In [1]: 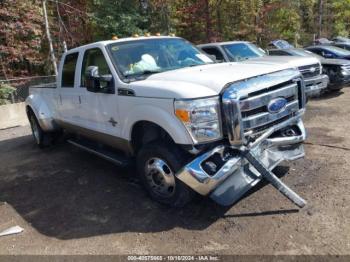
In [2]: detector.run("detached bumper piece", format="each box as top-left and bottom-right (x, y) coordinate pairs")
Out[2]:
(304, 74), (329, 97)
(176, 119), (307, 207)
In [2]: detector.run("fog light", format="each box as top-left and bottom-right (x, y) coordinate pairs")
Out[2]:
(282, 128), (298, 137)
(204, 161), (217, 173)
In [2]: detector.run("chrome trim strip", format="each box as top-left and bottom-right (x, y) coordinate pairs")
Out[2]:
(56, 120), (134, 155)
(222, 92), (245, 146)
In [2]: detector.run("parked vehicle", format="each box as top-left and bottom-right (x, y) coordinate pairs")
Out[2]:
(268, 40), (294, 50)
(333, 42), (350, 52)
(332, 36), (350, 43)
(268, 48), (350, 91)
(305, 45), (350, 60)
(314, 38), (334, 45)
(198, 41), (329, 97)
(26, 36), (307, 208)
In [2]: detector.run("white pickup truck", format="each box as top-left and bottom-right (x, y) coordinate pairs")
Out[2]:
(26, 36), (307, 208)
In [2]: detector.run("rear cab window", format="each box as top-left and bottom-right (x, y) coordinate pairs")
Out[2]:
(61, 52), (79, 88)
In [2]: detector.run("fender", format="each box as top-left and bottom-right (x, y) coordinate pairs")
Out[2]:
(122, 104), (193, 145)
(25, 93), (57, 132)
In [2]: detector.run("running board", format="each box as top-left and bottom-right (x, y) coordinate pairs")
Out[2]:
(67, 139), (131, 168)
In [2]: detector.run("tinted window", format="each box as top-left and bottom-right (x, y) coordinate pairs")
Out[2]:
(62, 53), (78, 87)
(81, 48), (111, 87)
(308, 48), (322, 56)
(269, 50), (290, 56)
(202, 47), (225, 61)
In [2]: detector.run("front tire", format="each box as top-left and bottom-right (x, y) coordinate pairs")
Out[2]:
(28, 112), (52, 148)
(136, 143), (194, 207)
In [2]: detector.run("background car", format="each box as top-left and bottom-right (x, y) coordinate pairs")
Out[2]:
(305, 45), (350, 60)
(314, 38), (334, 45)
(269, 48), (350, 91)
(333, 42), (350, 52)
(332, 36), (350, 43)
(198, 41), (329, 97)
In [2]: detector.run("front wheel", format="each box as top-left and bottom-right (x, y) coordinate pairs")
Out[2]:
(136, 143), (194, 207)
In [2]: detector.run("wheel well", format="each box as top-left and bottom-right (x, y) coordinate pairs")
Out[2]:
(26, 106), (34, 118)
(131, 121), (175, 153)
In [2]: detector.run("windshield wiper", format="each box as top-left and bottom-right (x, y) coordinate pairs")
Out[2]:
(124, 69), (162, 78)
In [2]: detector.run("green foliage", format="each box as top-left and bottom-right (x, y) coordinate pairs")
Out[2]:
(0, 0), (47, 77)
(0, 83), (15, 105)
(332, 0), (350, 37)
(89, 0), (150, 40)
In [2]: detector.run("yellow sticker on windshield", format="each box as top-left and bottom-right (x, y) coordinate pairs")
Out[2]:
(111, 46), (119, 51)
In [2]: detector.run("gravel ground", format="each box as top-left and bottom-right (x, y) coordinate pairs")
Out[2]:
(0, 89), (349, 255)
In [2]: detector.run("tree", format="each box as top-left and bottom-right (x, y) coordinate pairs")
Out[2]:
(88, 0), (150, 40)
(0, 0), (49, 77)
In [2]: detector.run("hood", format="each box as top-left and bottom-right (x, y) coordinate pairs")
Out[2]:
(243, 56), (321, 68)
(128, 62), (297, 99)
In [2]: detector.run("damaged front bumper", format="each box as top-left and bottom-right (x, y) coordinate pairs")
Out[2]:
(176, 116), (306, 206)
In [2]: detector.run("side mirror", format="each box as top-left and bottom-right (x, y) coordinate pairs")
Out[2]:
(85, 66), (113, 93)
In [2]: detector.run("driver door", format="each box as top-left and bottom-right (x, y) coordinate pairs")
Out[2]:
(79, 47), (121, 139)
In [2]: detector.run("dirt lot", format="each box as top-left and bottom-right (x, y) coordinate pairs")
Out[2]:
(0, 89), (349, 256)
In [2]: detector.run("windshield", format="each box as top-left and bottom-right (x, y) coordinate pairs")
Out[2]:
(108, 38), (213, 80)
(223, 43), (266, 62)
(322, 46), (350, 56)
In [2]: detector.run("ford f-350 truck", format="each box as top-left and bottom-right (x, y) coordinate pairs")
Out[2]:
(26, 36), (307, 208)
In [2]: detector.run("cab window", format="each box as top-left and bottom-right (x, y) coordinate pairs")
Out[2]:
(269, 50), (289, 56)
(61, 52), (79, 88)
(81, 48), (111, 88)
(202, 47), (225, 62)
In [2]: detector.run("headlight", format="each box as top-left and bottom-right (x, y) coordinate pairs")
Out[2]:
(175, 97), (222, 143)
(341, 66), (350, 76)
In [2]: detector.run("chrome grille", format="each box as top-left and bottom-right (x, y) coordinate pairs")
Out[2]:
(240, 82), (300, 134)
(222, 69), (305, 146)
(342, 64), (350, 71)
(298, 64), (321, 78)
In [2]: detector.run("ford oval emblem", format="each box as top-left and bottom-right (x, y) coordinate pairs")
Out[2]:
(267, 98), (288, 113)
